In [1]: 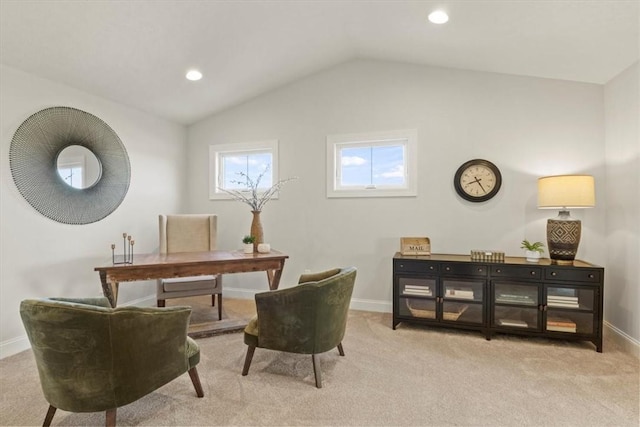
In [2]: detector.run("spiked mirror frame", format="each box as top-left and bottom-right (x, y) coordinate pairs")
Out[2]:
(9, 106), (130, 225)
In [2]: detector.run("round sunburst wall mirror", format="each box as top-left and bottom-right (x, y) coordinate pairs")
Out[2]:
(9, 106), (130, 225)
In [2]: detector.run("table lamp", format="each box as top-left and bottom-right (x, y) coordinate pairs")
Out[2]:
(538, 175), (595, 264)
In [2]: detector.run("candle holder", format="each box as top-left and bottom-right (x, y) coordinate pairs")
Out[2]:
(112, 232), (134, 264)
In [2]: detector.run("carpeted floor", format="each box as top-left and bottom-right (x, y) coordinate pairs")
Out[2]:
(1, 299), (638, 426)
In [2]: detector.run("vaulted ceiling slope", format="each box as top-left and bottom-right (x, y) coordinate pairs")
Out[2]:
(1, 1), (638, 125)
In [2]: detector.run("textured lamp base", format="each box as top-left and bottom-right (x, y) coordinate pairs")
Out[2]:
(547, 212), (581, 265)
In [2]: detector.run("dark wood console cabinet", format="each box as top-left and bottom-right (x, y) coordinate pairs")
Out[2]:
(393, 253), (604, 352)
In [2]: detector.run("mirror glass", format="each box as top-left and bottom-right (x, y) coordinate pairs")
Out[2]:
(56, 145), (102, 189)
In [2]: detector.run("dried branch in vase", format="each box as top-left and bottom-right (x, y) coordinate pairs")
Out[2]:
(218, 167), (297, 211)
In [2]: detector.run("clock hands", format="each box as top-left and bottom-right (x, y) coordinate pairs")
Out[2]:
(470, 176), (487, 193)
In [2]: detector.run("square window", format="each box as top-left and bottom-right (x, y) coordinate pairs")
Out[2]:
(209, 140), (279, 200)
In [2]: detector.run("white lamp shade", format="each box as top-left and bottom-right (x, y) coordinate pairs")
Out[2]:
(538, 175), (595, 209)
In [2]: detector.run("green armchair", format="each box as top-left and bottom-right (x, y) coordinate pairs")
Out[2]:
(242, 267), (357, 388)
(20, 297), (204, 427)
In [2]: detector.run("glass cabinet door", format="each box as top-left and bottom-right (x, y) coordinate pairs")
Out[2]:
(398, 277), (437, 320)
(492, 282), (540, 331)
(545, 286), (595, 335)
(442, 279), (484, 324)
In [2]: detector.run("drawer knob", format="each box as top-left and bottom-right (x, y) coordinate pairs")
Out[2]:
(530, 271), (536, 276)
(445, 267), (451, 271)
(478, 268), (483, 273)
(429, 266), (434, 270)
(496, 269), (501, 273)
(551, 272), (557, 276)
(588, 274), (594, 279)
(400, 264), (404, 268)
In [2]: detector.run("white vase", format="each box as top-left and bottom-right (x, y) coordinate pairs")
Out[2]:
(243, 243), (254, 254)
(525, 250), (541, 263)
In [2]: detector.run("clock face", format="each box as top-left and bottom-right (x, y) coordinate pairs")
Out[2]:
(454, 159), (502, 202)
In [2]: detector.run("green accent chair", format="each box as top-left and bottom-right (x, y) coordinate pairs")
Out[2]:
(242, 267), (357, 388)
(20, 297), (204, 427)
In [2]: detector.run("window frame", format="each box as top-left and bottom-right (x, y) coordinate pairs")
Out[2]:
(57, 155), (86, 189)
(326, 129), (418, 198)
(209, 140), (279, 200)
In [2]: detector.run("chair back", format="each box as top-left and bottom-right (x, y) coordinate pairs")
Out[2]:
(20, 297), (192, 413)
(159, 214), (217, 254)
(255, 267), (356, 354)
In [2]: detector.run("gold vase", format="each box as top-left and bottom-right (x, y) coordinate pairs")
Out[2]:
(250, 211), (264, 252)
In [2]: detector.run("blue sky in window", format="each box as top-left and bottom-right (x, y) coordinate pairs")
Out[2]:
(340, 145), (404, 186)
(222, 153), (273, 189)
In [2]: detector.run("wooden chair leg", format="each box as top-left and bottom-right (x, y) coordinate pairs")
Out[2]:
(337, 342), (345, 356)
(43, 405), (56, 427)
(157, 299), (165, 307)
(242, 344), (256, 376)
(105, 408), (116, 427)
(312, 354), (322, 388)
(188, 367), (205, 397)
(211, 294), (215, 307)
(217, 294), (222, 321)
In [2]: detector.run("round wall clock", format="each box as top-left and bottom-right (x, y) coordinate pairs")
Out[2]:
(454, 159), (502, 202)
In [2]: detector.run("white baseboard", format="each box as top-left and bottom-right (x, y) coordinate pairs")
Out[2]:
(604, 321), (640, 359)
(121, 295), (156, 307)
(3, 294), (637, 360)
(349, 297), (392, 313)
(0, 335), (30, 360)
(221, 288), (260, 299)
(221, 290), (393, 313)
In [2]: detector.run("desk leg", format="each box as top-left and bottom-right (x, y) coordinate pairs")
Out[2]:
(266, 260), (285, 290)
(99, 271), (119, 308)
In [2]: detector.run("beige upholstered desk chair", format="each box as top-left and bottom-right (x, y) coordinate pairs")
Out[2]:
(157, 214), (222, 320)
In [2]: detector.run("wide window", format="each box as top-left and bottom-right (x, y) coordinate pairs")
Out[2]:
(326, 129), (417, 198)
(209, 140), (279, 200)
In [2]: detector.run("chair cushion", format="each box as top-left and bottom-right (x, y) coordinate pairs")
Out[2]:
(243, 316), (259, 347)
(186, 337), (200, 368)
(161, 276), (218, 292)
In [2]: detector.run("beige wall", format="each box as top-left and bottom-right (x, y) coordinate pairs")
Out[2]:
(604, 62), (640, 353)
(0, 65), (188, 357)
(186, 59), (607, 308)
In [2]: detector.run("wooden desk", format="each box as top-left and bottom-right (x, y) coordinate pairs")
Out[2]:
(94, 250), (288, 308)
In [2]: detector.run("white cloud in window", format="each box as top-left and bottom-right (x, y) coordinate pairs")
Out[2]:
(342, 156), (367, 166)
(378, 165), (404, 178)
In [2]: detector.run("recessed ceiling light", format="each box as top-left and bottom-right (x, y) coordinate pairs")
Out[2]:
(428, 10), (449, 24)
(186, 69), (203, 81)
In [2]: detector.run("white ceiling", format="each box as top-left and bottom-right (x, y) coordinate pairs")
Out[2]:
(1, 1), (638, 125)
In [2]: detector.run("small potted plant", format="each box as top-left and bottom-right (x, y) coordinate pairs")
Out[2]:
(521, 239), (544, 263)
(242, 235), (255, 254)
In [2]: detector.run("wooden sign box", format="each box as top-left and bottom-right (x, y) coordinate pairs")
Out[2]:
(400, 237), (431, 256)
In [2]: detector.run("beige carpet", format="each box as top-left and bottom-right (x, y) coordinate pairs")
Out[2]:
(1, 299), (638, 426)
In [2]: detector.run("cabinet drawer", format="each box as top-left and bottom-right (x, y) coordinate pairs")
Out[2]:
(394, 260), (438, 274)
(491, 265), (542, 280)
(545, 268), (601, 283)
(441, 262), (487, 277)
